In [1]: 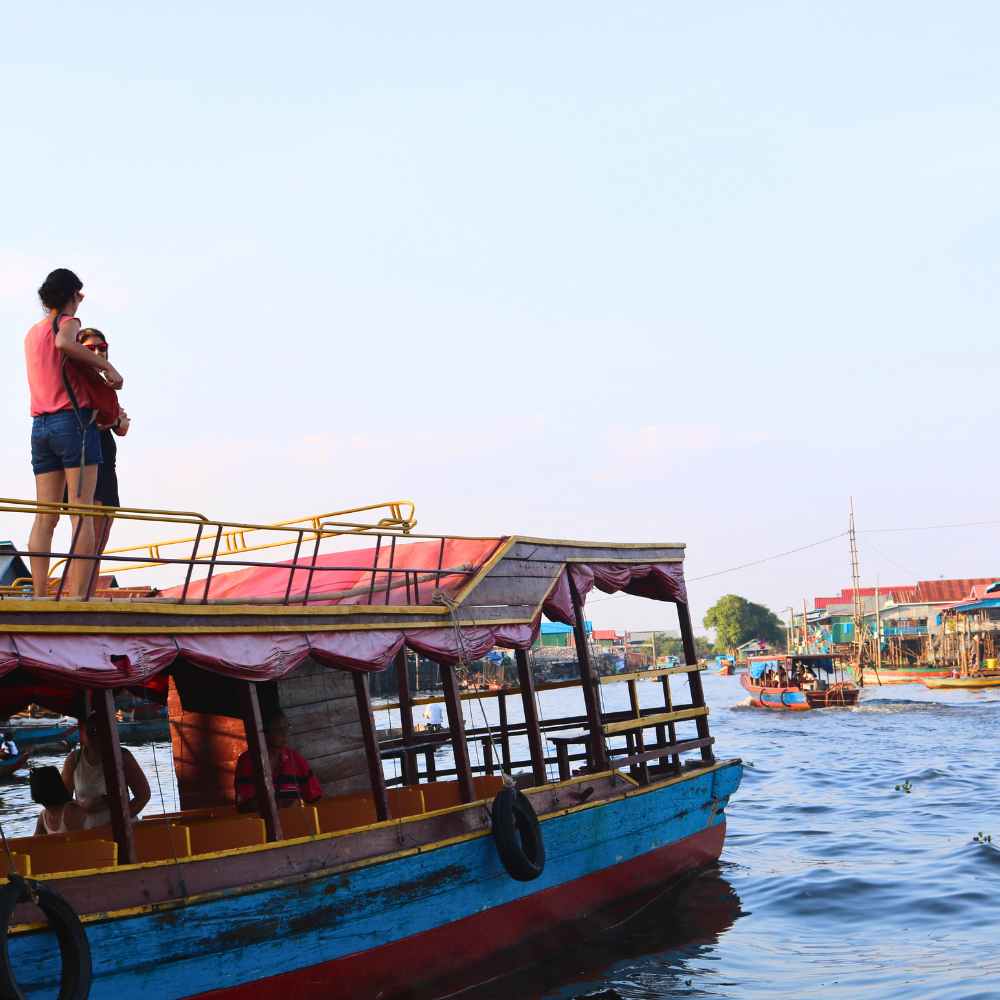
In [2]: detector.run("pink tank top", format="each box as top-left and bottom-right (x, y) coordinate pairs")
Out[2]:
(24, 314), (93, 416)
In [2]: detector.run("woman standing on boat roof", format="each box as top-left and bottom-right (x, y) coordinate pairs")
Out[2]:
(61, 712), (150, 828)
(24, 269), (124, 597)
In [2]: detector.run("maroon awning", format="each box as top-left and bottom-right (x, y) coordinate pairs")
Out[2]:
(0, 559), (686, 716)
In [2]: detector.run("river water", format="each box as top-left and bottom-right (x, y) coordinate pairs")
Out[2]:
(4, 674), (999, 999)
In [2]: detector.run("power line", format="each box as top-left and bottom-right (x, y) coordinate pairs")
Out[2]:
(861, 518), (1000, 534)
(863, 539), (920, 582)
(588, 516), (1000, 606)
(687, 531), (848, 583)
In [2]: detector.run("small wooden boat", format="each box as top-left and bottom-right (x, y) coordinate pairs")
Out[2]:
(741, 654), (859, 710)
(0, 750), (30, 780)
(922, 672), (1000, 690)
(856, 665), (953, 686)
(0, 717), (78, 747)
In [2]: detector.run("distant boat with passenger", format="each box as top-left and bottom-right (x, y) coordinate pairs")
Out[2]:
(741, 654), (860, 710)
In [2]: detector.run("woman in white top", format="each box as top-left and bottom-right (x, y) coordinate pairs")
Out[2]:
(31, 765), (86, 835)
(61, 712), (151, 828)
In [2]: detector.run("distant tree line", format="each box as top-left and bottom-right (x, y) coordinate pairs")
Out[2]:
(702, 594), (784, 654)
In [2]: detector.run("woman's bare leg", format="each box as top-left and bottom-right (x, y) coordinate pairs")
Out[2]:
(28, 470), (67, 595)
(63, 464), (99, 597)
(94, 502), (114, 558)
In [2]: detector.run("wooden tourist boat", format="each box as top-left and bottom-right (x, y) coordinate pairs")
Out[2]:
(741, 654), (859, 710)
(922, 672), (1000, 690)
(0, 498), (742, 999)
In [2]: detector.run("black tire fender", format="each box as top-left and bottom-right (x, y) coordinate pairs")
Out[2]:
(0, 873), (92, 1000)
(491, 786), (545, 882)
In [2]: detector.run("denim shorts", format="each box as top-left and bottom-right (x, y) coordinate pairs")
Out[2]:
(30, 409), (103, 476)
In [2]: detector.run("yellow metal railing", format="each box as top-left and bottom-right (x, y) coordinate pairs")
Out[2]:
(0, 497), (425, 601)
(47, 500), (417, 577)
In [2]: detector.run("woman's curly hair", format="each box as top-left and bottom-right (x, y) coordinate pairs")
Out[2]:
(38, 268), (83, 311)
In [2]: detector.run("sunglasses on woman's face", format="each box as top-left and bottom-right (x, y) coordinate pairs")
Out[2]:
(83, 342), (108, 353)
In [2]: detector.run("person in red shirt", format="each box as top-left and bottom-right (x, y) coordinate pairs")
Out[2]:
(24, 269), (124, 597)
(235, 711), (322, 810)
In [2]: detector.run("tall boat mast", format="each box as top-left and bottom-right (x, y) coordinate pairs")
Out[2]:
(848, 498), (877, 685)
(849, 498), (866, 684)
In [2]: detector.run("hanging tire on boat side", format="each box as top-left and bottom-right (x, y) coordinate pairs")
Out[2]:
(0, 874), (92, 1000)
(491, 787), (545, 882)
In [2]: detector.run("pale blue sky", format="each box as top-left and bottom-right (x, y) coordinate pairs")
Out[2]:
(2, 3), (998, 630)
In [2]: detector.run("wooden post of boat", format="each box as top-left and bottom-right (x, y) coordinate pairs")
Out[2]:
(238, 681), (283, 842)
(497, 689), (512, 772)
(353, 672), (390, 821)
(92, 688), (136, 864)
(627, 678), (649, 783)
(569, 576), (609, 772)
(394, 649), (418, 785)
(515, 648), (547, 786)
(440, 662), (475, 803)
(659, 671), (680, 771)
(677, 601), (714, 763)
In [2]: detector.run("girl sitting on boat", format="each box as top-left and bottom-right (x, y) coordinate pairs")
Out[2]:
(31, 765), (86, 835)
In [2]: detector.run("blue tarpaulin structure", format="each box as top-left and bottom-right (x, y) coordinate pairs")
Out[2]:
(540, 621), (592, 635)
(749, 656), (835, 679)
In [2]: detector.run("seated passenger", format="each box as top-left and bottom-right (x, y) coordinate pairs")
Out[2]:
(31, 765), (86, 835)
(235, 710), (322, 811)
(0, 732), (19, 759)
(61, 712), (151, 828)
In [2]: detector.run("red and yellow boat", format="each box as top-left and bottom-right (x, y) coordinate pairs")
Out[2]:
(741, 654), (859, 710)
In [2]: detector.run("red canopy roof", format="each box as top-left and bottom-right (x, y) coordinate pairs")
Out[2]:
(163, 537), (503, 605)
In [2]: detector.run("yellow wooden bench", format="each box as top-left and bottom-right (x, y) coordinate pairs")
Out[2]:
(473, 775), (504, 800)
(133, 822), (193, 863)
(387, 786), (424, 818)
(277, 805), (320, 839)
(186, 816), (265, 856)
(28, 839), (118, 876)
(315, 794), (377, 833)
(420, 781), (463, 812)
(1, 854), (31, 877)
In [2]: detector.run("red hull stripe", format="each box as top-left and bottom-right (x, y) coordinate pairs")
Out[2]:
(199, 822), (725, 1000)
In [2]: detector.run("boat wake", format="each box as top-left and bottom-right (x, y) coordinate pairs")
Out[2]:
(854, 698), (1000, 715)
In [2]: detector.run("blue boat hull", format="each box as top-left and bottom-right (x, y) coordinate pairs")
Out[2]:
(12, 761), (742, 999)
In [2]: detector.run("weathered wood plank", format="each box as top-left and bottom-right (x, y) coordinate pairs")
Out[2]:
(281, 699), (359, 734)
(609, 737), (715, 770)
(603, 706), (708, 736)
(599, 665), (703, 684)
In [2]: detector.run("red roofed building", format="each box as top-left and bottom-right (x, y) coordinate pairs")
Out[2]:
(591, 629), (624, 651)
(813, 579), (1000, 611)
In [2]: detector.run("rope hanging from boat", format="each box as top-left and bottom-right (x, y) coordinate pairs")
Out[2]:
(432, 589), (507, 781)
(528, 647), (557, 783)
(148, 736), (189, 901)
